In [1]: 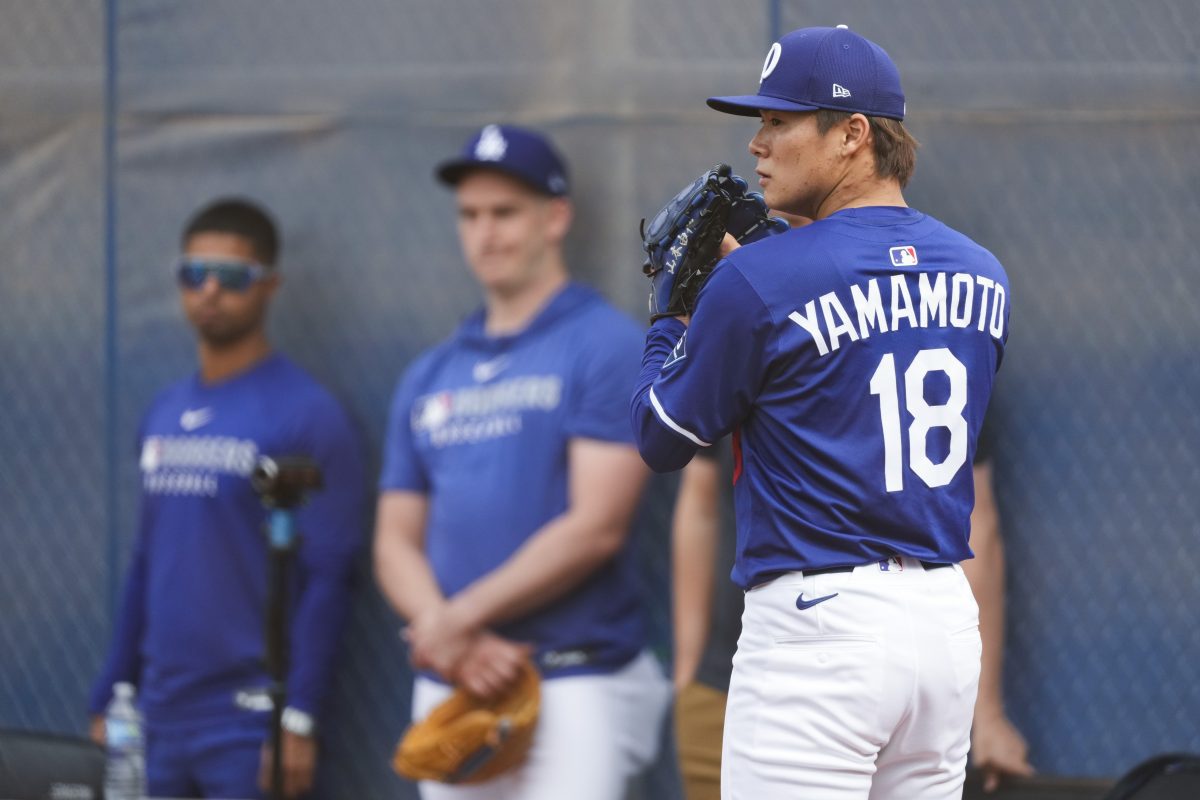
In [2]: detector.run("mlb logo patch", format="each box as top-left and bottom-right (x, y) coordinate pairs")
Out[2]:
(413, 392), (453, 432)
(879, 556), (904, 572)
(889, 246), (918, 267)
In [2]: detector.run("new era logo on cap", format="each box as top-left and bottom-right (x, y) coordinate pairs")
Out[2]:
(708, 25), (906, 121)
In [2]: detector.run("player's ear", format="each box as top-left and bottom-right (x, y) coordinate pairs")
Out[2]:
(842, 113), (872, 156)
(545, 196), (573, 242)
(260, 270), (282, 300)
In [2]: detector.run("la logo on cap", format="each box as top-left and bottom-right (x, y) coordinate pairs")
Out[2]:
(474, 125), (507, 161)
(760, 42), (782, 83)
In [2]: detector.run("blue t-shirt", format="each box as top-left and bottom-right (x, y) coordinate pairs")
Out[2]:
(380, 282), (647, 676)
(89, 353), (366, 727)
(632, 207), (1010, 588)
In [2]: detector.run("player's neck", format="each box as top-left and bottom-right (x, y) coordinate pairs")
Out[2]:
(196, 330), (273, 385)
(816, 171), (907, 220)
(483, 265), (568, 337)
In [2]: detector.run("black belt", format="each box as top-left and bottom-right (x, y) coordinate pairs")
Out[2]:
(805, 560), (953, 577)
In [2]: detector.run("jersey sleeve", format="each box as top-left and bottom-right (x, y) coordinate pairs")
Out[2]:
(631, 263), (774, 472)
(379, 362), (431, 493)
(287, 395), (367, 720)
(89, 421), (154, 714)
(564, 315), (643, 444)
(89, 504), (151, 714)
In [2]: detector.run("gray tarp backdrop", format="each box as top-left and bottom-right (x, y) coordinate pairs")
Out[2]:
(1, 1), (1197, 796)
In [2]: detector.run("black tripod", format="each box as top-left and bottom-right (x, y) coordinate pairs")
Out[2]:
(251, 456), (322, 800)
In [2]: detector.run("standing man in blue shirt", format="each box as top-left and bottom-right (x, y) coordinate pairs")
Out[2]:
(89, 198), (366, 798)
(374, 124), (670, 800)
(633, 26), (1010, 800)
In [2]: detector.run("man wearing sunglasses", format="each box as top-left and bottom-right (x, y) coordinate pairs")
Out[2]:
(88, 198), (365, 798)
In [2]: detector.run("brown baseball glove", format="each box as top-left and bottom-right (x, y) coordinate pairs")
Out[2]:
(393, 658), (541, 785)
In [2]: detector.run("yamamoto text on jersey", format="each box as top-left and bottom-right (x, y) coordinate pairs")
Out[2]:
(788, 271), (1007, 356)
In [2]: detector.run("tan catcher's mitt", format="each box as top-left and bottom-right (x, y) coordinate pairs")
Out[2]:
(393, 658), (541, 785)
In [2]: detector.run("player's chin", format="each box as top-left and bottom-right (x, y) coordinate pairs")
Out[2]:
(758, 179), (780, 206)
(474, 271), (519, 295)
(469, 258), (516, 286)
(187, 312), (224, 337)
(195, 318), (257, 348)
(475, 263), (535, 295)
(761, 187), (803, 219)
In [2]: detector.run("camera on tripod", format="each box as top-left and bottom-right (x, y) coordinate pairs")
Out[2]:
(250, 456), (323, 509)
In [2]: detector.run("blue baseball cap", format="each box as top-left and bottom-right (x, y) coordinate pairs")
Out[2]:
(435, 124), (570, 197)
(708, 26), (905, 120)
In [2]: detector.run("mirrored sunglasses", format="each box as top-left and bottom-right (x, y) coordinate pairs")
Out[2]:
(176, 258), (268, 292)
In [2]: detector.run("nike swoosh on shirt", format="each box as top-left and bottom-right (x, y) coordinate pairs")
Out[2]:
(472, 356), (511, 383)
(179, 407), (214, 431)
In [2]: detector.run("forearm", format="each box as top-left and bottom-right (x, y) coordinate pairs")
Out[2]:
(452, 439), (648, 629)
(89, 546), (148, 714)
(286, 563), (356, 717)
(630, 318), (699, 473)
(962, 462), (1008, 718)
(966, 529), (1007, 717)
(448, 508), (629, 630)
(673, 592), (710, 687)
(672, 459), (720, 686)
(374, 529), (446, 623)
(672, 554), (714, 687)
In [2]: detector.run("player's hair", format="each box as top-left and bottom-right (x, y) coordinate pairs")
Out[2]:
(182, 197), (280, 267)
(816, 110), (919, 188)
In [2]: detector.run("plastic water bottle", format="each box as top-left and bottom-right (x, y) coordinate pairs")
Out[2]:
(103, 682), (146, 800)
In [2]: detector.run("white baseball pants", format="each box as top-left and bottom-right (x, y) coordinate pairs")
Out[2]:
(722, 557), (981, 800)
(412, 649), (671, 800)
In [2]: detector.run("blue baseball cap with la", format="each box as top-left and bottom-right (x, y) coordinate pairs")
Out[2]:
(436, 124), (570, 197)
(708, 25), (905, 120)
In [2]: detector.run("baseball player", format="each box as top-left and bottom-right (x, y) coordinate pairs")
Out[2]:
(374, 124), (670, 800)
(672, 430), (1034, 799)
(89, 198), (366, 798)
(632, 26), (1010, 800)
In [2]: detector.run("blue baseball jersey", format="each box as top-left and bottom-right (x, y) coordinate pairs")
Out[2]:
(380, 282), (647, 676)
(89, 353), (366, 726)
(632, 206), (1009, 589)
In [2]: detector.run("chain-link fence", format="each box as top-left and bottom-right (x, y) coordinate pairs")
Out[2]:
(1, 0), (1197, 794)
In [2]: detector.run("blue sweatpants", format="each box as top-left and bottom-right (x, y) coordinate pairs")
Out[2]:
(147, 713), (270, 799)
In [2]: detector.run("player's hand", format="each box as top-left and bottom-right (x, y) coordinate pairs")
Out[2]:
(405, 602), (479, 679)
(669, 230), (738, 325)
(88, 715), (105, 746)
(453, 632), (534, 700)
(672, 668), (696, 693)
(971, 710), (1034, 792)
(718, 232), (740, 259)
(259, 730), (318, 798)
